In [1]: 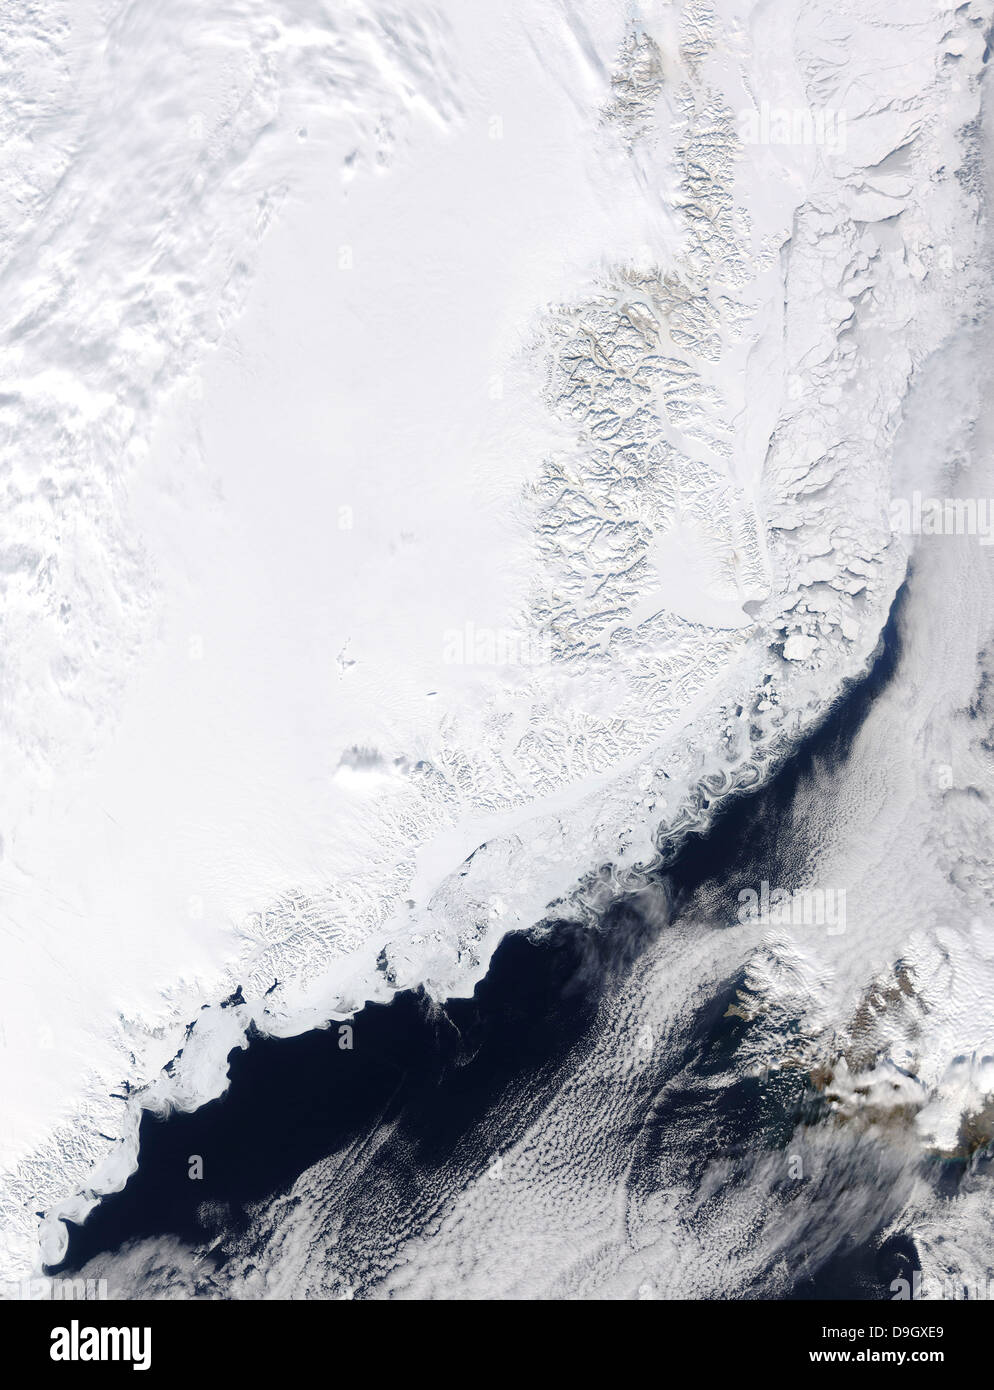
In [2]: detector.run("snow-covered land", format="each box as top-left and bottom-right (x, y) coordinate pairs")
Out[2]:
(1, 0), (992, 1286)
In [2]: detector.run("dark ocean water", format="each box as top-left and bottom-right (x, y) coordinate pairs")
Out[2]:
(50, 584), (923, 1298)
(53, 911), (656, 1272)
